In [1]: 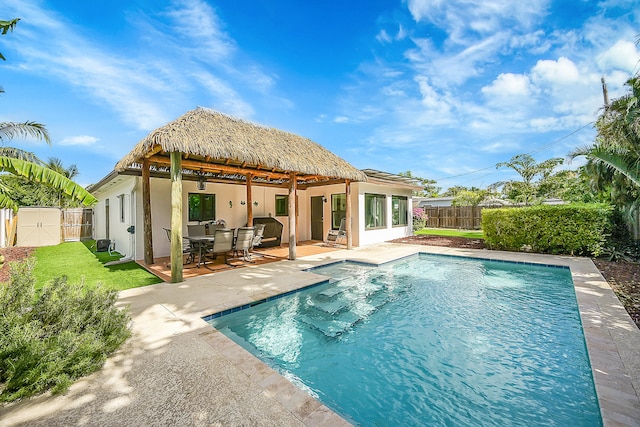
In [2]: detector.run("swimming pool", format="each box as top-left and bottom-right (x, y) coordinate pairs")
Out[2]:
(206, 254), (601, 426)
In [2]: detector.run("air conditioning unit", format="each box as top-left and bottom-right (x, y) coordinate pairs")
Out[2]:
(96, 239), (111, 252)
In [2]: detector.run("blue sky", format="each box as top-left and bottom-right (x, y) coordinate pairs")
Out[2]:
(1, 0), (639, 191)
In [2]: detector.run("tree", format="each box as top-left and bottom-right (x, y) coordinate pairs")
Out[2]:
(398, 170), (441, 197)
(569, 73), (640, 237)
(452, 189), (492, 206)
(0, 18), (96, 211)
(494, 154), (564, 205)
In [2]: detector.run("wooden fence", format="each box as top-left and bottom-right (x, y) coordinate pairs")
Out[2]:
(423, 206), (483, 230)
(62, 208), (94, 242)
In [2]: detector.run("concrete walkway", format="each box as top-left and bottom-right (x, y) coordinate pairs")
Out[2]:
(1, 244), (639, 426)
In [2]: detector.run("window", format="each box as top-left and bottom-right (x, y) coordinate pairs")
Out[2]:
(365, 193), (386, 229)
(392, 196), (408, 226)
(275, 195), (288, 216)
(188, 193), (215, 222)
(118, 194), (125, 223)
(331, 194), (346, 230)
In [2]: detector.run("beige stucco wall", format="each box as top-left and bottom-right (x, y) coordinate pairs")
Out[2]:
(92, 174), (415, 261)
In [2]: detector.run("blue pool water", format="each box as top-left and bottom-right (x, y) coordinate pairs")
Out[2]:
(206, 254), (601, 426)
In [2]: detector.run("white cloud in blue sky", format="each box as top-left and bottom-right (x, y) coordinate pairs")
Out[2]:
(0, 0), (638, 189)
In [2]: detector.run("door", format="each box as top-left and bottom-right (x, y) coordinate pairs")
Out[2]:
(311, 196), (324, 240)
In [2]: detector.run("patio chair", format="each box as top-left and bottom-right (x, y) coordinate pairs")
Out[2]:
(187, 224), (206, 236)
(252, 223), (266, 248)
(206, 223), (224, 235)
(326, 217), (347, 247)
(206, 228), (235, 265)
(233, 226), (255, 262)
(163, 227), (197, 264)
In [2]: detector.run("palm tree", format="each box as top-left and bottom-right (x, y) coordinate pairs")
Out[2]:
(0, 18), (97, 211)
(570, 72), (640, 237)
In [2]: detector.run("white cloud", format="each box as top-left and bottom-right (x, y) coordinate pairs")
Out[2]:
(164, 0), (236, 59)
(531, 57), (580, 85)
(193, 72), (254, 118)
(597, 40), (640, 74)
(376, 29), (392, 44)
(482, 73), (532, 99)
(407, 33), (510, 87)
(59, 135), (100, 146)
(4, 0), (282, 132)
(406, 0), (549, 39)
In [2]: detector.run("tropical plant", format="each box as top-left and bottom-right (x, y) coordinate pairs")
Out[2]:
(494, 154), (564, 205)
(398, 170), (441, 197)
(0, 18), (97, 211)
(0, 259), (131, 402)
(569, 73), (640, 237)
(452, 189), (493, 206)
(412, 207), (428, 231)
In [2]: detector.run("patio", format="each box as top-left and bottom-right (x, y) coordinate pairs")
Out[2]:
(139, 241), (342, 282)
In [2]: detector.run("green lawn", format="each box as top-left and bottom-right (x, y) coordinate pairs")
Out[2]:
(32, 240), (163, 291)
(415, 228), (484, 239)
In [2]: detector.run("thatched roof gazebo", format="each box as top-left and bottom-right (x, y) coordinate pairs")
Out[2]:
(116, 107), (366, 282)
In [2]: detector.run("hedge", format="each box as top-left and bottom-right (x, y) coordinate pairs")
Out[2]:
(481, 203), (613, 256)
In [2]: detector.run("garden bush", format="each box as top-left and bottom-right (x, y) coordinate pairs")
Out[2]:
(413, 207), (428, 232)
(481, 203), (613, 256)
(0, 260), (131, 402)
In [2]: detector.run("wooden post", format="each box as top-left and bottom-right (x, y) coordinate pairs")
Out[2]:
(345, 179), (352, 249)
(288, 172), (296, 260)
(170, 152), (183, 283)
(142, 158), (153, 264)
(246, 173), (253, 226)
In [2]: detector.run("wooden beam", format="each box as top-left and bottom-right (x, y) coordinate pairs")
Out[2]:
(246, 173), (253, 226)
(170, 152), (183, 283)
(345, 179), (352, 249)
(288, 172), (297, 260)
(142, 158), (154, 264)
(144, 144), (163, 158)
(148, 155), (292, 181)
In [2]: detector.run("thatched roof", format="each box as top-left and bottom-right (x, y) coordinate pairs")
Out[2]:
(115, 107), (367, 183)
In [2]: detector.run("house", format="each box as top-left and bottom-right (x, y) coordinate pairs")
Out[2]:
(414, 196), (456, 208)
(89, 108), (420, 282)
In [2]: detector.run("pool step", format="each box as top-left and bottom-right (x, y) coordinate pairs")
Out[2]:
(300, 280), (407, 338)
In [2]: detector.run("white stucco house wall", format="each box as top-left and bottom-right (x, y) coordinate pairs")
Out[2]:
(88, 168), (419, 261)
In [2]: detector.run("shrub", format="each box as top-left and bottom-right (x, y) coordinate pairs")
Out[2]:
(413, 207), (428, 232)
(481, 203), (613, 256)
(0, 260), (131, 402)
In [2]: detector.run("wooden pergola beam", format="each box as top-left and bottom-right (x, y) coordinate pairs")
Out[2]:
(147, 154), (335, 185)
(288, 172), (297, 260)
(142, 158), (153, 264)
(246, 173), (253, 226)
(148, 155), (292, 181)
(170, 152), (183, 283)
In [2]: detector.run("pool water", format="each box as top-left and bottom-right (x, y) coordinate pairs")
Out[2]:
(207, 254), (601, 426)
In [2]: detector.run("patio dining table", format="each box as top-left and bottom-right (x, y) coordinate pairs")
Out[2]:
(186, 235), (216, 269)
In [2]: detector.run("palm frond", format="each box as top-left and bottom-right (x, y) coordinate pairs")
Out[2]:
(0, 121), (51, 145)
(0, 19), (20, 35)
(0, 147), (44, 164)
(588, 147), (640, 188)
(0, 157), (97, 206)
(0, 191), (18, 211)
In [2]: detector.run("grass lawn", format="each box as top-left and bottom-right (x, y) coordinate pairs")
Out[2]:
(415, 228), (485, 239)
(33, 240), (163, 291)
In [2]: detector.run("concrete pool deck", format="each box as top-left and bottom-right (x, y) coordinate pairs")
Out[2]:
(1, 243), (639, 426)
